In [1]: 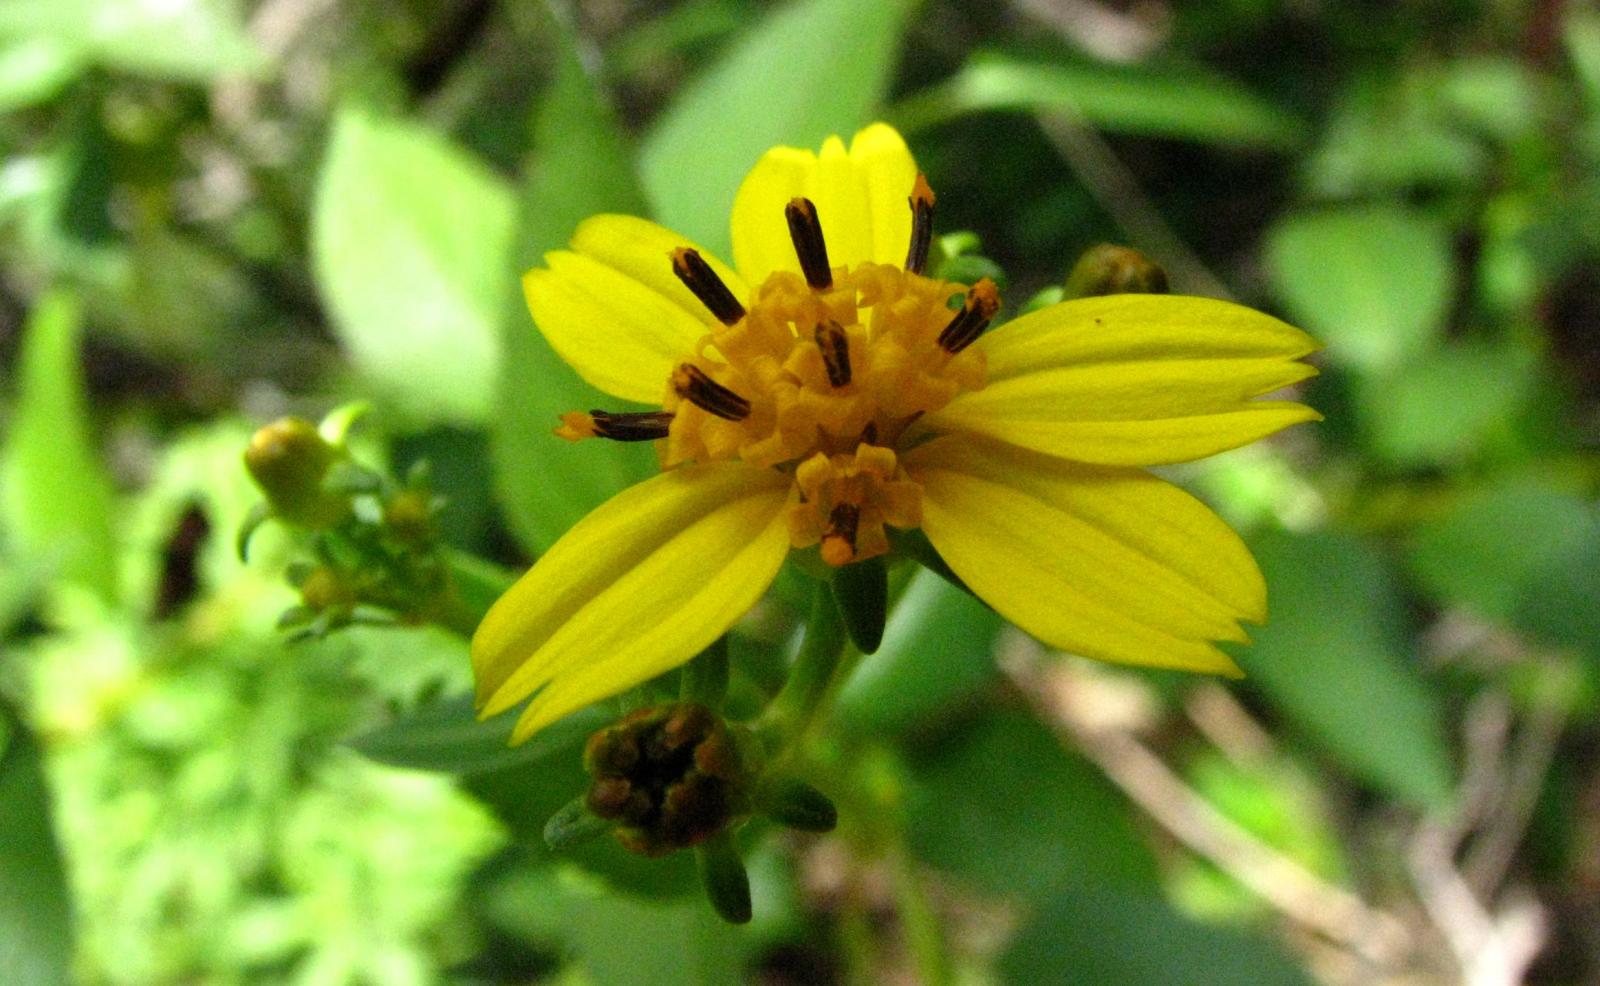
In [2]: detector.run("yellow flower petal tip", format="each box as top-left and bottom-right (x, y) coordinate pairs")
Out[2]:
(482, 123), (1318, 742)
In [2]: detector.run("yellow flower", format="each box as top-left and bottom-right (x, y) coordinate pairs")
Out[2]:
(474, 124), (1319, 743)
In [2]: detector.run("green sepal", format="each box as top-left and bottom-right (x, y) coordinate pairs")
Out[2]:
(831, 555), (887, 654)
(696, 831), (752, 924)
(235, 501), (271, 561)
(755, 778), (837, 833)
(544, 796), (612, 851)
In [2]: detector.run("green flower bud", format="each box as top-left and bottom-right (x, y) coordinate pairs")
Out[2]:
(583, 703), (752, 857)
(383, 490), (436, 544)
(243, 417), (348, 528)
(1063, 244), (1169, 299)
(298, 565), (356, 612)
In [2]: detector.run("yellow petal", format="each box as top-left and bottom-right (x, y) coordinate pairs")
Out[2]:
(524, 215), (746, 403)
(905, 436), (1265, 675)
(729, 123), (918, 285)
(922, 294), (1321, 466)
(472, 463), (791, 742)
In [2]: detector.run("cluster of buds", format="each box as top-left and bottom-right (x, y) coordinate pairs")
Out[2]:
(240, 411), (461, 640)
(543, 696), (837, 924)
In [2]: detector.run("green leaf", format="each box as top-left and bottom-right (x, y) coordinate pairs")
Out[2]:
(0, 0), (262, 83)
(565, 892), (742, 986)
(347, 693), (609, 776)
(1001, 886), (1314, 986)
(904, 710), (1159, 901)
(1265, 205), (1455, 373)
(1409, 483), (1600, 664)
(311, 106), (516, 424)
(892, 52), (1303, 150)
(492, 20), (657, 554)
(1355, 340), (1536, 468)
(639, 0), (916, 253)
(833, 569), (1002, 737)
(0, 38), (82, 112)
(0, 710), (73, 986)
(1238, 531), (1453, 808)
(0, 288), (117, 601)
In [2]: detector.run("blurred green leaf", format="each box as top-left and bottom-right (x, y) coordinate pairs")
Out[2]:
(1265, 205), (1454, 373)
(494, 21), (657, 554)
(1565, 7), (1600, 110)
(893, 53), (1303, 150)
(0, 38), (82, 112)
(0, 288), (117, 601)
(639, 0), (916, 253)
(904, 709), (1159, 901)
(1239, 531), (1454, 808)
(1355, 340), (1536, 468)
(0, 0), (262, 83)
(348, 694), (608, 775)
(0, 710), (73, 986)
(565, 892), (742, 986)
(312, 106), (516, 424)
(1303, 77), (1488, 196)
(834, 569), (1002, 737)
(1436, 57), (1540, 142)
(1409, 483), (1599, 625)
(1000, 885), (1314, 986)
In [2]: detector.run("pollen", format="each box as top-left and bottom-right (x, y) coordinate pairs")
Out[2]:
(557, 174), (996, 566)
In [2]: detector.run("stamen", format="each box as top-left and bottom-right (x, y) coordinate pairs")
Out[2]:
(671, 247), (745, 326)
(556, 410), (675, 442)
(785, 197), (832, 289)
(672, 364), (752, 421)
(905, 173), (936, 275)
(814, 320), (851, 387)
(937, 278), (1002, 353)
(821, 503), (860, 567)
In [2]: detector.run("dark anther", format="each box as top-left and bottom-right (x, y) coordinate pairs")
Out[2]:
(671, 247), (746, 325)
(814, 320), (852, 387)
(591, 410), (675, 441)
(785, 197), (833, 289)
(905, 173), (936, 275)
(937, 279), (1002, 353)
(673, 365), (752, 421)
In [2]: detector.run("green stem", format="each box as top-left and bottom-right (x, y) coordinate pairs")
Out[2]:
(759, 582), (848, 751)
(681, 636), (730, 707)
(889, 845), (950, 986)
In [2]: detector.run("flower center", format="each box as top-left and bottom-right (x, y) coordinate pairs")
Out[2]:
(557, 175), (999, 565)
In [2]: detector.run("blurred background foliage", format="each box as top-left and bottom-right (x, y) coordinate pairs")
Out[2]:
(2, 0), (1600, 983)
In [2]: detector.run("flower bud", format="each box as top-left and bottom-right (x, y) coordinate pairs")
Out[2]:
(1063, 244), (1169, 299)
(243, 417), (348, 528)
(383, 490), (436, 544)
(582, 703), (752, 857)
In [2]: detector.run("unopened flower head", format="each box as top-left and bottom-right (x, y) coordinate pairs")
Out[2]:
(473, 124), (1319, 743)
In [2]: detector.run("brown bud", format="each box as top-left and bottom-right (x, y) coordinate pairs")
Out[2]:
(581, 702), (752, 857)
(1063, 244), (1170, 299)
